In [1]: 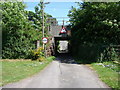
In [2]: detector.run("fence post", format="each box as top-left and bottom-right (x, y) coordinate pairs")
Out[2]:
(37, 40), (40, 49)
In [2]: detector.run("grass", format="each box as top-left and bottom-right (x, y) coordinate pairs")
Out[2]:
(91, 62), (119, 89)
(0, 56), (54, 86)
(75, 58), (119, 89)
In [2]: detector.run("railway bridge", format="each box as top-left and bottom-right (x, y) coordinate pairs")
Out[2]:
(47, 25), (71, 56)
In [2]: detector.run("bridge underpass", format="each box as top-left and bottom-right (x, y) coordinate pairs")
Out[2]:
(46, 16), (72, 56)
(54, 36), (71, 56)
(48, 23), (71, 56)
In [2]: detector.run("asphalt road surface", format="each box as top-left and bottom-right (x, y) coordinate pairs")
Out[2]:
(3, 54), (110, 88)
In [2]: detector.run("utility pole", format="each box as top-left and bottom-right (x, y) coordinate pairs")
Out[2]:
(41, 0), (44, 47)
(42, 1), (44, 38)
(63, 19), (64, 26)
(41, 0), (49, 57)
(42, 0), (50, 44)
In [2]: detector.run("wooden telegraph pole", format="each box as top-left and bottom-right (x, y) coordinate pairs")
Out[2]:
(63, 19), (64, 26)
(42, 0), (49, 57)
(42, 0), (44, 49)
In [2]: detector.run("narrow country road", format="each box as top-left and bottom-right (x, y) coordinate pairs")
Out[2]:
(3, 54), (110, 88)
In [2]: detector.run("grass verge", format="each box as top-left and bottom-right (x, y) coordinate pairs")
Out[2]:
(75, 58), (119, 89)
(91, 62), (119, 89)
(0, 56), (55, 86)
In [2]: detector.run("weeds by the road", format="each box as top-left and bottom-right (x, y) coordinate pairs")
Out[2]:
(91, 62), (119, 89)
(0, 56), (54, 86)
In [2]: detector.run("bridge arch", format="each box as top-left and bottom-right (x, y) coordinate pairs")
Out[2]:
(53, 36), (71, 56)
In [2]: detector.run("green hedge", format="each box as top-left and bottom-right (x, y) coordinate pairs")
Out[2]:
(72, 44), (119, 63)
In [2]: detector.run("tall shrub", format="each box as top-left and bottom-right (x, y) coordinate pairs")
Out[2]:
(68, 2), (120, 62)
(2, 1), (40, 59)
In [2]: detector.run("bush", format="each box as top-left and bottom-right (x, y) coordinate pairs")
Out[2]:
(98, 47), (120, 63)
(72, 44), (103, 63)
(30, 47), (44, 60)
(37, 57), (46, 62)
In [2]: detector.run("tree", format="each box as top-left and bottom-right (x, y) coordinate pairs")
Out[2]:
(2, 0), (56, 59)
(68, 2), (120, 45)
(68, 2), (120, 62)
(2, 1), (40, 59)
(27, 1), (53, 36)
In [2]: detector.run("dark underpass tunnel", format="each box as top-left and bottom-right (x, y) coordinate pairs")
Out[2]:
(57, 40), (69, 53)
(54, 37), (72, 56)
(55, 40), (71, 55)
(54, 40), (76, 64)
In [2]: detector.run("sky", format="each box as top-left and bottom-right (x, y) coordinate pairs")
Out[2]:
(24, 2), (80, 25)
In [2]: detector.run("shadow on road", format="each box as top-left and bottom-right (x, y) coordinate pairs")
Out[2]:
(55, 53), (77, 64)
